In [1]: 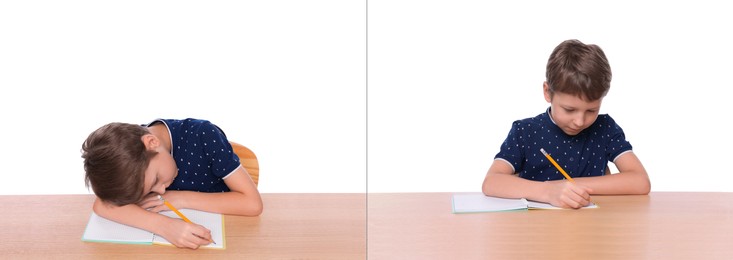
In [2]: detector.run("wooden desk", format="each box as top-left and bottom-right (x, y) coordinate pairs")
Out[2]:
(368, 192), (733, 259)
(1, 193), (366, 259)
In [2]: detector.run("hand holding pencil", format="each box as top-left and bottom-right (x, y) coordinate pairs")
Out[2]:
(540, 148), (593, 209)
(159, 195), (216, 245)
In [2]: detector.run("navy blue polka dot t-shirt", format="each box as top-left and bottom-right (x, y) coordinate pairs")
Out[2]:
(494, 108), (633, 181)
(146, 118), (240, 192)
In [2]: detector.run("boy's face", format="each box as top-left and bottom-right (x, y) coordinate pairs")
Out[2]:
(141, 140), (178, 197)
(544, 83), (602, 136)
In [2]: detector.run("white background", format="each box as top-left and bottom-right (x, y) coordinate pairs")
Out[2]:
(368, 1), (733, 192)
(0, 1), (366, 195)
(2, 1), (732, 195)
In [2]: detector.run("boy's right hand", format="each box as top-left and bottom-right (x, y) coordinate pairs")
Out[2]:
(545, 180), (593, 209)
(158, 218), (213, 249)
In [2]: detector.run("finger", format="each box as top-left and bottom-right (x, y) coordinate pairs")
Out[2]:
(137, 195), (160, 206)
(138, 200), (152, 208)
(571, 191), (591, 207)
(557, 192), (576, 208)
(562, 190), (586, 208)
(562, 195), (582, 209)
(183, 240), (201, 250)
(584, 187), (594, 198)
(176, 232), (204, 249)
(555, 200), (569, 209)
(171, 238), (190, 249)
(140, 199), (164, 210)
(573, 185), (593, 204)
(148, 204), (167, 213)
(141, 193), (159, 202)
(192, 227), (213, 244)
(558, 199), (576, 209)
(568, 184), (591, 198)
(569, 187), (589, 202)
(190, 232), (211, 246)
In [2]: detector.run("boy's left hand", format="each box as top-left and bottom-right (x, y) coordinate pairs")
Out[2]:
(137, 193), (165, 212)
(137, 192), (184, 212)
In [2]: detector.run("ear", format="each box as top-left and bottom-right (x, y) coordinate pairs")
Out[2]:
(543, 82), (552, 103)
(141, 134), (159, 151)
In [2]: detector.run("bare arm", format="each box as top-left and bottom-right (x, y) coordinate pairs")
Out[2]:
(573, 151), (651, 195)
(92, 198), (213, 249)
(482, 160), (547, 201)
(482, 159), (592, 208)
(145, 166), (263, 216)
(482, 151), (649, 208)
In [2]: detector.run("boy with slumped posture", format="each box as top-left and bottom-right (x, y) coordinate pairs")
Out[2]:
(83, 118), (262, 249)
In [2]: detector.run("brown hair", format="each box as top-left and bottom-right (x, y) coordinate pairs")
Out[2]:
(82, 123), (157, 206)
(546, 39), (612, 101)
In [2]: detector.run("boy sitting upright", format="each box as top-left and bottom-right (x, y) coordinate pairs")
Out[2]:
(482, 40), (651, 208)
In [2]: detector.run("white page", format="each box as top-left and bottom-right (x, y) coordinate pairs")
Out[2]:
(82, 209), (225, 249)
(527, 200), (598, 210)
(152, 209), (225, 249)
(82, 212), (154, 244)
(452, 193), (529, 213)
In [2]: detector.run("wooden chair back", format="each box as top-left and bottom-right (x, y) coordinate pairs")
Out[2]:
(230, 142), (259, 187)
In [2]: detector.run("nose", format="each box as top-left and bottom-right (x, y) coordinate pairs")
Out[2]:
(572, 115), (584, 128)
(152, 184), (166, 195)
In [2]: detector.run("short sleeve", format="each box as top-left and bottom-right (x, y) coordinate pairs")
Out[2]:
(494, 121), (525, 172)
(199, 121), (241, 179)
(603, 116), (633, 162)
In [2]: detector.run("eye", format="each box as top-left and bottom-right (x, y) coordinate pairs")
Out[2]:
(149, 177), (158, 192)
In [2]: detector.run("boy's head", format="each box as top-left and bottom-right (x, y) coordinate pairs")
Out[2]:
(545, 39), (611, 102)
(82, 123), (157, 206)
(544, 39), (612, 136)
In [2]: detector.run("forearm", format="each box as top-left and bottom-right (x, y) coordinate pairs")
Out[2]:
(93, 198), (171, 234)
(482, 173), (550, 202)
(169, 190), (263, 216)
(574, 172), (651, 195)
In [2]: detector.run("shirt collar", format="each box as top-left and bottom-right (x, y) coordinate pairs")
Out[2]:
(546, 107), (559, 126)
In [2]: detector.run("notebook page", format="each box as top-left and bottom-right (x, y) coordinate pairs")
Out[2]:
(527, 200), (599, 210)
(452, 193), (529, 213)
(82, 212), (154, 244)
(152, 209), (225, 249)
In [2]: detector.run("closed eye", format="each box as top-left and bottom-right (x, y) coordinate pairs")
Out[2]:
(146, 176), (158, 195)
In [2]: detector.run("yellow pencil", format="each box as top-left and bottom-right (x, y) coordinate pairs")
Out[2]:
(163, 199), (193, 222)
(160, 196), (216, 245)
(539, 148), (575, 182)
(540, 148), (595, 206)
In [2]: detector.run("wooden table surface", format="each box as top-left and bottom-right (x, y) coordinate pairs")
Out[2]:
(367, 192), (733, 260)
(4, 192), (732, 259)
(1, 193), (366, 259)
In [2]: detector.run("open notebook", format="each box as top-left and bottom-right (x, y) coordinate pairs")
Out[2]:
(82, 209), (225, 249)
(452, 193), (598, 213)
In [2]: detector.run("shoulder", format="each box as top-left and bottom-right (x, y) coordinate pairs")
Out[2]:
(147, 118), (222, 137)
(595, 114), (613, 123)
(145, 118), (186, 130)
(509, 112), (551, 131)
(593, 114), (625, 132)
(160, 118), (217, 132)
(179, 118), (213, 127)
